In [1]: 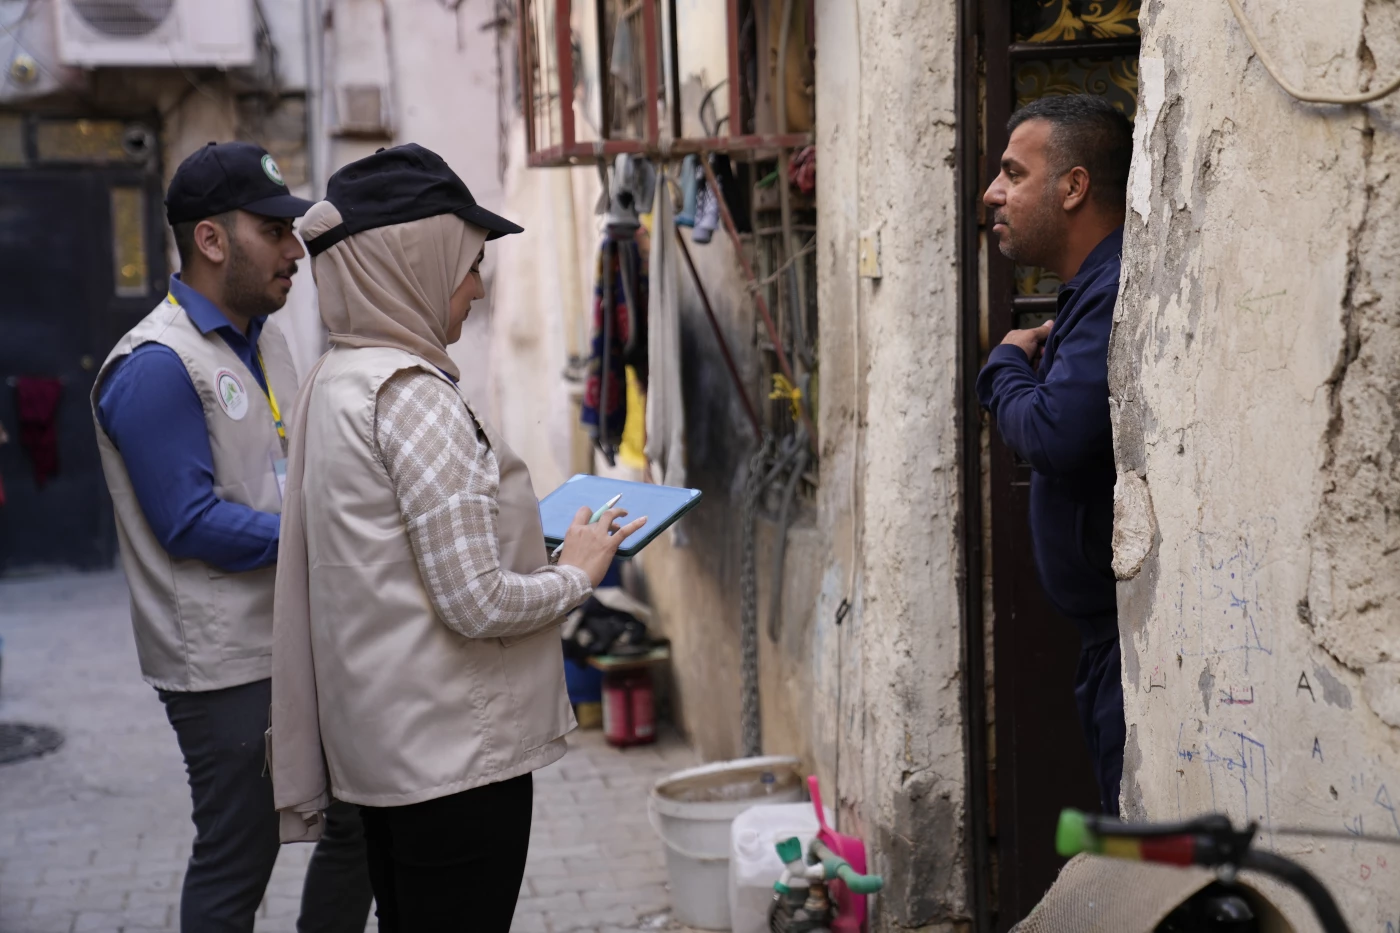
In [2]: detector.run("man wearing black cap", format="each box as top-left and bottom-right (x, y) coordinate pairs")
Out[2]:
(91, 142), (372, 932)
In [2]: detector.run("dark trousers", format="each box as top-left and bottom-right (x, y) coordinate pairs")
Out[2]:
(1073, 636), (1127, 817)
(360, 773), (534, 932)
(159, 679), (374, 933)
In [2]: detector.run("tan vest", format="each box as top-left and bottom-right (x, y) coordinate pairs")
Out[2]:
(301, 346), (574, 807)
(92, 297), (299, 692)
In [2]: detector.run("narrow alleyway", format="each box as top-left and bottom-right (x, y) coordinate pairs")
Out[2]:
(0, 572), (694, 933)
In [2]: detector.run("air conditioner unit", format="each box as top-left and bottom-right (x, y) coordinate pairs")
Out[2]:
(55, 0), (255, 69)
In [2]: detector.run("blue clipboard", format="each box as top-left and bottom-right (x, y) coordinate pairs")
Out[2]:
(539, 475), (703, 559)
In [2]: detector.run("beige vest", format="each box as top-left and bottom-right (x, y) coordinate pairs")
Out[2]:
(93, 297), (299, 692)
(301, 346), (574, 807)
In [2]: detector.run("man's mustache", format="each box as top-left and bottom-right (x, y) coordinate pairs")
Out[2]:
(276, 263), (299, 279)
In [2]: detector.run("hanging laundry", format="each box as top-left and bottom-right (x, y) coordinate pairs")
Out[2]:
(789, 145), (816, 195)
(645, 176), (687, 491)
(692, 173), (719, 245)
(675, 154), (700, 228)
(582, 234), (648, 464)
(618, 366), (648, 471)
(613, 155), (656, 223)
(14, 376), (62, 488)
(609, 14), (635, 102)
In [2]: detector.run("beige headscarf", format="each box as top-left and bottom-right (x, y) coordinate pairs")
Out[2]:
(269, 202), (489, 841)
(310, 202), (487, 381)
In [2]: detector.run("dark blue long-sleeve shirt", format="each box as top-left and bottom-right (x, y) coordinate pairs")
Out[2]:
(977, 227), (1123, 641)
(96, 275), (280, 573)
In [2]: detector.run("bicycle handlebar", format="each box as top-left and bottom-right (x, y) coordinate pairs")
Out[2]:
(1056, 809), (1352, 933)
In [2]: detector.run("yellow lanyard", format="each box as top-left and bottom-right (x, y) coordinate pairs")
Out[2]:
(256, 350), (287, 452)
(166, 293), (287, 453)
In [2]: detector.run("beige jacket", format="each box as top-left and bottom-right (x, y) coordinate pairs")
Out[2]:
(277, 346), (575, 818)
(92, 297), (298, 692)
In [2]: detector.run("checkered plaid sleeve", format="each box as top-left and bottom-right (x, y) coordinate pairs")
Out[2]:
(374, 370), (592, 640)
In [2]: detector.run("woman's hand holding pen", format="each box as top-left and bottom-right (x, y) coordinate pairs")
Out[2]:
(557, 506), (647, 587)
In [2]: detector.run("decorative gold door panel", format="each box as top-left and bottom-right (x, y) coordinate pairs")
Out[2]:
(1014, 0), (1141, 42)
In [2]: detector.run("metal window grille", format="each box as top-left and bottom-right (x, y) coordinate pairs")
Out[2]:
(516, 0), (812, 166)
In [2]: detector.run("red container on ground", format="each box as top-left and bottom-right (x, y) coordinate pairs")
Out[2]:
(602, 669), (655, 747)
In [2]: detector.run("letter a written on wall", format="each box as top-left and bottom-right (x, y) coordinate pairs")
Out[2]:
(516, 0), (812, 166)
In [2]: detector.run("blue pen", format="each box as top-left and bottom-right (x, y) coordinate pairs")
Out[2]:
(551, 494), (623, 559)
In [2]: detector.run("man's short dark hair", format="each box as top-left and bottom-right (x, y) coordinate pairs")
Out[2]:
(171, 211), (233, 269)
(1007, 94), (1133, 208)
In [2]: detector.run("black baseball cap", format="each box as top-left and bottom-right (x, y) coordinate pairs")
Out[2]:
(304, 143), (523, 257)
(165, 142), (315, 226)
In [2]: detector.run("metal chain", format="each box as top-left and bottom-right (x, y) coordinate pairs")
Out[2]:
(739, 436), (772, 759)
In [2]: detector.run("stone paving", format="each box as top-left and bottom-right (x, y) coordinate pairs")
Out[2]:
(0, 571), (697, 933)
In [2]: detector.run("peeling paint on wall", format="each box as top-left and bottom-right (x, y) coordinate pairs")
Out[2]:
(1112, 470), (1157, 580)
(1130, 57), (1165, 222)
(1112, 0), (1400, 926)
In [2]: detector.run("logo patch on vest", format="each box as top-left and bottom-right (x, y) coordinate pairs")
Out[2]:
(214, 369), (249, 421)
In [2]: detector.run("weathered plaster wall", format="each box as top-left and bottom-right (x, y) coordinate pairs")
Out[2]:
(815, 0), (969, 927)
(489, 137), (604, 493)
(627, 217), (826, 767)
(674, 0), (730, 139)
(313, 0), (504, 409)
(1113, 0), (1400, 925)
(484, 2), (971, 924)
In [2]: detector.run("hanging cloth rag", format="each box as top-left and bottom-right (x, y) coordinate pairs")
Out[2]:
(582, 231), (648, 464)
(789, 145), (816, 195)
(14, 376), (62, 488)
(675, 155), (700, 228)
(644, 178), (687, 491)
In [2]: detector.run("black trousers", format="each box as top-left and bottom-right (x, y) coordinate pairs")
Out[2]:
(360, 773), (534, 932)
(159, 679), (374, 933)
(1073, 636), (1127, 817)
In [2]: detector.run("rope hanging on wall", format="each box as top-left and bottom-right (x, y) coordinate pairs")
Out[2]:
(1225, 0), (1400, 104)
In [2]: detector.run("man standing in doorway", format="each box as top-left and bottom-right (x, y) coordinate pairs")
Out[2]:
(91, 142), (373, 932)
(977, 95), (1133, 816)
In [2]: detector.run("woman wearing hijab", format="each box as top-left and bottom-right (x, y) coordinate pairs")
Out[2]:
(269, 144), (645, 931)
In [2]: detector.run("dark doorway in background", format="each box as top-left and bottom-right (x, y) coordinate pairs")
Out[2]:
(0, 116), (166, 573)
(973, 1), (1141, 927)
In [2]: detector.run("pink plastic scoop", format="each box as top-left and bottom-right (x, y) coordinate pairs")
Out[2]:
(809, 775), (870, 933)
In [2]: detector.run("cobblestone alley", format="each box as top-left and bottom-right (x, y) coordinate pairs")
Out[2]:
(0, 572), (695, 933)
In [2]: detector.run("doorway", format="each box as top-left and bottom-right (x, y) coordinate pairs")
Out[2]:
(0, 115), (166, 572)
(969, 1), (1142, 927)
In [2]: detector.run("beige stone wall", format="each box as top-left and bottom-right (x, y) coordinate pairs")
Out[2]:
(1112, 1), (1400, 926)
(486, 2), (972, 925)
(309, 0), (505, 409)
(488, 139), (602, 494)
(816, 0), (968, 927)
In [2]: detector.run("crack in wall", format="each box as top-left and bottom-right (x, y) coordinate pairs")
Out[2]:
(1115, 5), (1400, 925)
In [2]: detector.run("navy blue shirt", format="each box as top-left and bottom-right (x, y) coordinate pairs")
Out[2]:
(96, 275), (280, 573)
(977, 227), (1123, 640)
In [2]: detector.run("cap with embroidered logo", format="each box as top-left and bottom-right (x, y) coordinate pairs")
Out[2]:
(165, 141), (315, 226)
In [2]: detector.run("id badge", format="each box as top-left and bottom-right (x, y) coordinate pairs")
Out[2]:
(272, 455), (288, 503)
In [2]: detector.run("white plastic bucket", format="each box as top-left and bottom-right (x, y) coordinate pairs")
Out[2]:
(648, 756), (804, 930)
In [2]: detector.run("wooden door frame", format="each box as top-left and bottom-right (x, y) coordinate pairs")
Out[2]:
(955, 0), (992, 927)
(959, 3), (1142, 928)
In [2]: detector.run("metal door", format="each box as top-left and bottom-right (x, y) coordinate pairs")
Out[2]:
(0, 117), (165, 572)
